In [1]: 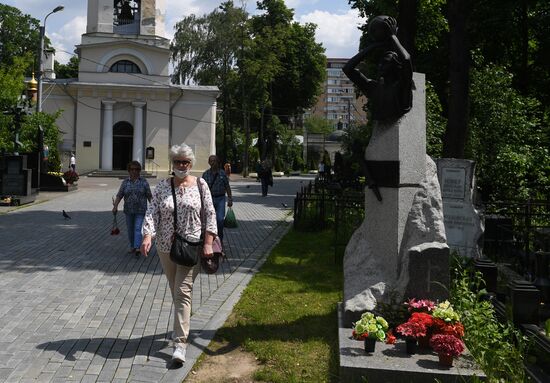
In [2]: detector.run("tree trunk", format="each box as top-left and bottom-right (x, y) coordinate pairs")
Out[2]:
(443, 0), (470, 159)
(518, 0), (529, 92)
(397, 0), (418, 62)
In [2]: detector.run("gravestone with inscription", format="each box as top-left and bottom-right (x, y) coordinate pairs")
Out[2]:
(0, 155), (36, 205)
(436, 158), (483, 259)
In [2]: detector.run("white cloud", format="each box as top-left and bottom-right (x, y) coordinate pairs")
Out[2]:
(297, 9), (365, 58)
(50, 16), (87, 63)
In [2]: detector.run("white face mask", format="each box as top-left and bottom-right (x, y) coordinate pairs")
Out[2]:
(173, 169), (189, 179)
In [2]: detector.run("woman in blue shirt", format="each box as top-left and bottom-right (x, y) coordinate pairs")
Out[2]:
(112, 161), (152, 255)
(202, 155), (233, 241)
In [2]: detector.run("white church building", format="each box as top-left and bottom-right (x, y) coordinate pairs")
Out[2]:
(42, 0), (218, 174)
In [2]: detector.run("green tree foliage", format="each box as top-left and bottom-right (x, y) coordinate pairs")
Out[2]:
(468, 64), (548, 201)
(54, 56), (80, 79)
(269, 116), (303, 172)
(347, 0), (550, 200)
(426, 81), (446, 158)
(0, 57), (28, 150)
(247, 0), (325, 159)
(171, 0), (325, 167)
(0, 4), (42, 73)
(171, 1), (247, 162)
(0, 56), (62, 170)
(304, 116), (333, 135)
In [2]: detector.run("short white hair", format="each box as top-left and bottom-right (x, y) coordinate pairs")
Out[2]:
(169, 143), (195, 165)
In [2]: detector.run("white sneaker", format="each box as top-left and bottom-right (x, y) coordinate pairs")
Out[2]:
(172, 343), (187, 363)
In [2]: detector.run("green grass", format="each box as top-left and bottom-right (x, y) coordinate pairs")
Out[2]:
(214, 229), (342, 383)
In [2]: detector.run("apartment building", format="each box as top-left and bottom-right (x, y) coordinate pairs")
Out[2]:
(305, 58), (368, 130)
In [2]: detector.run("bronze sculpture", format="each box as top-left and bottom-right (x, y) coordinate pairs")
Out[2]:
(343, 16), (412, 122)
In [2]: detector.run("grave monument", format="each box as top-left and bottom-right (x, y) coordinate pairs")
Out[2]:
(436, 158), (483, 259)
(342, 16), (448, 325)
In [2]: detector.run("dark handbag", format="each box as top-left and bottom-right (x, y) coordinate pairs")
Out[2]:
(169, 178), (203, 266)
(170, 233), (200, 266)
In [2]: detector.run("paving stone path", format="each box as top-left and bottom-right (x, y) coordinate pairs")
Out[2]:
(0, 174), (313, 382)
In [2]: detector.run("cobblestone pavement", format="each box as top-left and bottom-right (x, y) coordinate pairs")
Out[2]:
(0, 174), (313, 382)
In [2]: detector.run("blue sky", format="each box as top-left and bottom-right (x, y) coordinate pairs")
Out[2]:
(2, 0), (365, 64)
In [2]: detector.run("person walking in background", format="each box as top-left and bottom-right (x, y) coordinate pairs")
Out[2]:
(224, 162), (232, 178)
(70, 153), (76, 171)
(254, 160), (262, 182)
(258, 160), (273, 197)
(202, 155), (233, 242)
(141, 143), (217, 364)
(112, 161), (152, 256)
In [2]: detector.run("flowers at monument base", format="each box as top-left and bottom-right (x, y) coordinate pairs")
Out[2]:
(396, 319), (428, 339)
(352, 312), (389, 342)
(432, 300), (461, 323)
(405, 298), (436, 313)
(385, 329), (396, 344)
(429, 334), (465, 357)
(62, 170), (79, 184)
(432, 318), (465, 339)
(409, 312), (435, 328)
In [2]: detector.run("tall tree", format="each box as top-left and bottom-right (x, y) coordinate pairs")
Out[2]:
(54, 55), (80, 79)
(443, 0), (470, 158)
(0, 4), (42, 73)
(248, 0), (325, 160)
(171, 1), (248, 162)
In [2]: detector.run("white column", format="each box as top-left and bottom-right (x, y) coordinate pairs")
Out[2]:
(101, 100), (116, 170)
(132, 101), (146, 163)
(210, 101), (217, 154)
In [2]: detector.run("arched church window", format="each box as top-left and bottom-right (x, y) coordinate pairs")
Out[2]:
(110, 60), (142, 74)
(114, 0), (140, 26)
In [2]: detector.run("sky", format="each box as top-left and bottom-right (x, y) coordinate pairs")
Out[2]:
(2, 0), (365, 64)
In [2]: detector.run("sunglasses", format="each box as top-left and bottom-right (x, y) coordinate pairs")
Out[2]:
(173, 159), (191, 166)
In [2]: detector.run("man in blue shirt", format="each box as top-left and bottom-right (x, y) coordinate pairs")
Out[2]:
(202, 155), (233, 241)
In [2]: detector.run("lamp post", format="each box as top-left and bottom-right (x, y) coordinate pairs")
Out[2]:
(35, 5), (63, 190)
(36, 5), (64, 113)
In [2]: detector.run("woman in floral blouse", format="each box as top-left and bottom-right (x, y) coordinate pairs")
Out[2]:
(140, 143), (217, 364)
(112, 161), (152, 256)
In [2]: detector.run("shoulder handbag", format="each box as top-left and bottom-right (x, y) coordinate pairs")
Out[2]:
(169, 177), (202, 266)
(197, 179), (224, 274)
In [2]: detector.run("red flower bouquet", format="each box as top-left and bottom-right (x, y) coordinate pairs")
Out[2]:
(409, 312), (434, 327)
(396, 320), (427, 339)
(111, 212), (120, 235)
(429, 334), (465, 357)
(385, 329), (396, 345)
(433, 318), (465, 339)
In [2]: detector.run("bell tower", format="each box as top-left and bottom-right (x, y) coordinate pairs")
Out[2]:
(86, 0), (165, 37)
(78, 0), (170, 80)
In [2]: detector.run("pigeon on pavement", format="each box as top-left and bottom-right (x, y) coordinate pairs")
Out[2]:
(62, 210), (71, 219)
(281, 203), (288, 208)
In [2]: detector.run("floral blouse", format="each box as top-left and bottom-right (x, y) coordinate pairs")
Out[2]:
(142, 177), (217, 253)
(116, 177), (152, 215)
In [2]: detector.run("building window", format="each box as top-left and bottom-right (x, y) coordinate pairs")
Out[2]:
(110, 60), (141, 73)
(327, 69), (341, 77)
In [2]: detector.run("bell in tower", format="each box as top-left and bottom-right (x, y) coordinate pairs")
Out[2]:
(114, 0), (139, 31)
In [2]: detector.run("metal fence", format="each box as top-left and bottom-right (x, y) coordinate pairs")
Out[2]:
(483, 199), (550, 278)
(293, 180), (364, 262)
